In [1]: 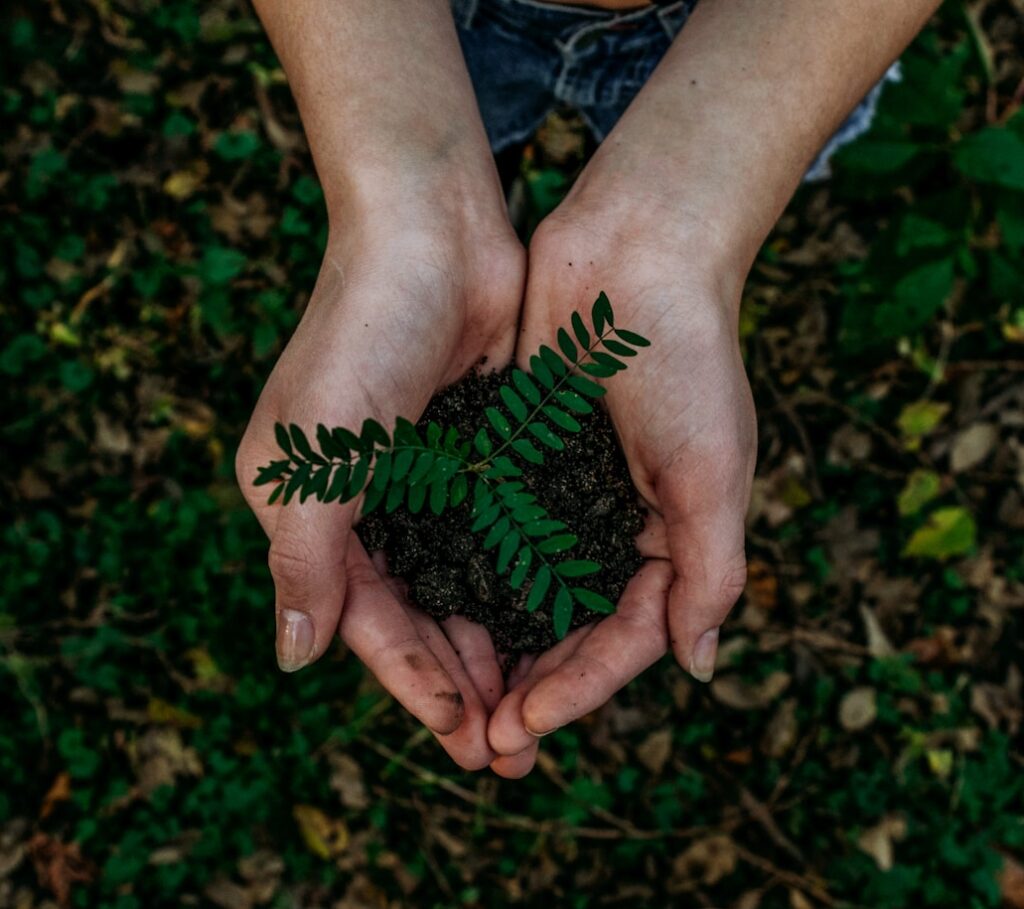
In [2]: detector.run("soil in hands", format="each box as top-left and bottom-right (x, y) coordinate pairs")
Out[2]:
(356, 367), (646, 654)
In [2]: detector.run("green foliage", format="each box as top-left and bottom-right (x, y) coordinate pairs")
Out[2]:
(255, 293), (646, 639)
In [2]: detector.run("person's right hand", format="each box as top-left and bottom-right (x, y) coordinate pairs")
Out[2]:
(236, 204), (525, 770)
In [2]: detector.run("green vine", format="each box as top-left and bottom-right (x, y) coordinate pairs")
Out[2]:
(253, 292), (651, 639)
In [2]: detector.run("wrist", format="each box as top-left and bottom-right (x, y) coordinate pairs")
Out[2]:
(536, 174), (751, 324)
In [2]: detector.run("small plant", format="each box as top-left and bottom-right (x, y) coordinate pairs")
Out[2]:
(254, 293), (650, 639)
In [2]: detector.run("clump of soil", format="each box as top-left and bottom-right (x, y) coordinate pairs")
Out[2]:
(356, 368), (645, 653)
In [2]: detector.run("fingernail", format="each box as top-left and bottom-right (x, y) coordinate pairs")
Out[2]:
(525, 726), (555, 738)
(689, 627), (719, 683)
(277, 608), (314, 672)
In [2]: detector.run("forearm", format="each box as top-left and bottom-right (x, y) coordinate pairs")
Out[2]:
(564, 0), (939, 277)
(253, 0), (504, 230)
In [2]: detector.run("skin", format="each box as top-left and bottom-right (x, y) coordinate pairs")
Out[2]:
(240, 0), (940, 775)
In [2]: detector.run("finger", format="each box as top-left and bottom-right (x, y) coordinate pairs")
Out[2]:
(442, 616), (505, 712)
(267, 495), (353, 671)
(339, 543), (466, 736)
(635, 509), (669, 559)
(405, 609), (496, 771)
(520, 560), (672, 737)
(488, 624), (596, 756)
(490, 742), (539, 779)
(660, 459), (750, 683)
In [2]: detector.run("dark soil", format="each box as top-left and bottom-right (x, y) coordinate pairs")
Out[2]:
(356, 367), (646, 653)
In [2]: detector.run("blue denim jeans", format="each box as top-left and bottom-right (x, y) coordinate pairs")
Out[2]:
(450, 0), (899, 180)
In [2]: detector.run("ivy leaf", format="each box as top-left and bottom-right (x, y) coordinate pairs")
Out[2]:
(553, 586), (573, 640)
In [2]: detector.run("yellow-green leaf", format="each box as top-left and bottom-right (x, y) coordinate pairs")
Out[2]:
(897, 469), (942, 516)
(293, 805), (349, 860)
(897, 401), (949, 450)
(902, 506), (976, 560)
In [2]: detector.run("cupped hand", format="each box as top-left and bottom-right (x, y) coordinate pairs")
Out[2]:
(237, 216), (524, 769)
(488, 204), (757, 775)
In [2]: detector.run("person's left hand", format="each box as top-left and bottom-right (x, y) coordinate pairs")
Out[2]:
(487, 193), (758, 777)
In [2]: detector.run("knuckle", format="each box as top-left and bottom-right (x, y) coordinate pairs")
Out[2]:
(720, 556), (749, 604)
(267, 541), (335, 598)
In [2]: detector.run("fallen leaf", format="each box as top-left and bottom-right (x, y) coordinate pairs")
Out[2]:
(636, 729), (673, 775)
(839, 687), (878, 731)
(670, 835), (738, 890)
(40, 772), (71, 820)
(293, 805), (348, 861)
(711, 671), (791, 710)
(856, 815), (907, 870)
(328, 752), (369, 811)
(860, 605), (897, 658)
(903, 507), (977, 559)
(28, 834), (95, 908)
(999, 852), (1024, 909)
(950, 422), (997, 473)
(898, 400), (949, 449)
(897, 469), (943, 516)
(762, 698), (799, 758)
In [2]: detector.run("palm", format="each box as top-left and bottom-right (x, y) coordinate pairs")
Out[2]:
(238, 233), (524, 769)
(488, 234), (755, 775)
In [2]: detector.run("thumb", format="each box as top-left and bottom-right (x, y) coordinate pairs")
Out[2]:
(660, 460), (750, 683)
(267, 494), (351, 672)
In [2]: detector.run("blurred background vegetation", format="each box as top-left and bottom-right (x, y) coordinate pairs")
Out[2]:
(1, 1), (1023, 907)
